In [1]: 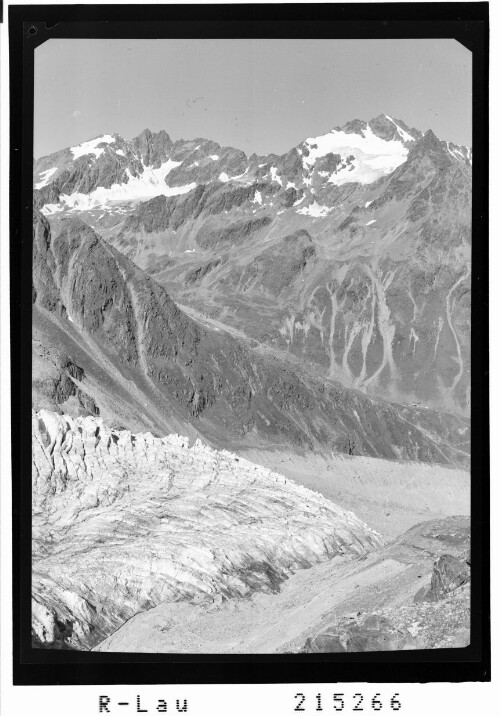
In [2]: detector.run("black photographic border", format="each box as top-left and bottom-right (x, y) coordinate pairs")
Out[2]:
(9, 2), (490, 686)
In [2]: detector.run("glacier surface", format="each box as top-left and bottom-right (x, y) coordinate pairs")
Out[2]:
(32, 410), (383, 650)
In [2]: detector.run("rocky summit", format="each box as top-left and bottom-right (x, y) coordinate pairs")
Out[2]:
(32, 114), (471, 653)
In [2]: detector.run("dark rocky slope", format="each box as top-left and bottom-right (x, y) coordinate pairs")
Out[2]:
(32, 211), (468, 465)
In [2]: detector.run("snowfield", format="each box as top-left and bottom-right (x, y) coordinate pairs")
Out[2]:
(302, 125), (410, 185)
(40, 158), (196, 214)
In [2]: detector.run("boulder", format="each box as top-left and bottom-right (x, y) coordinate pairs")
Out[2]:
(303, 613), (417, 653)
(304, 632), (346, 653)
(413, 554), (470, 603)
(345, 623), (416, 652)
(430, 554), (470, 598)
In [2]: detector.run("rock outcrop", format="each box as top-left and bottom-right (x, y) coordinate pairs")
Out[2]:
(32, 411), (383, 650)
(414, 553), (470, 603)
(303, 613), (417, 653)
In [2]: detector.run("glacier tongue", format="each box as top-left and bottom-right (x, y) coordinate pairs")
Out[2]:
(32, 410), (383, 650)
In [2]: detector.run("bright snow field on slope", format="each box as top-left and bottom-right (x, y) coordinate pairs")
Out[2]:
(35, 167), (58, 189)
(302, 126), (410, 186)
(40, 159), (196, 214)
(70, 134), (116, 160)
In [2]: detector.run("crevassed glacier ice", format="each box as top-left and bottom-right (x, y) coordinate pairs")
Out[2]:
(32, 410), (382, 650)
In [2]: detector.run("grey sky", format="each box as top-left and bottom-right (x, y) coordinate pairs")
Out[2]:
(34, 38), (471, 159)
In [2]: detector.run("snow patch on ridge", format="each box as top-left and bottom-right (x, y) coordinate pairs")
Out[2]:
(35, 168), (57, 189)
(446, 142), (472, 164)
(384, 115), (415, 144)
(270, 167), (283, 186)
(70, 135), (116, 160)
(40, 203), (61, 216)
(297, 201), (330, 218)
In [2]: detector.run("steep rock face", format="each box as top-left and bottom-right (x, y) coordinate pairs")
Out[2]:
(32, 212), (469, 465)
(32, 411), (383, 650)
(31, 347), (99, 417)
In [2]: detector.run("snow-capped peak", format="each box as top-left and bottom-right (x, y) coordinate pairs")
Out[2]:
(301, 123), (410, 186)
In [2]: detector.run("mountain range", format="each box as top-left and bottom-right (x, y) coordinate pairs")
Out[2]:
(33, 114), (471, 421)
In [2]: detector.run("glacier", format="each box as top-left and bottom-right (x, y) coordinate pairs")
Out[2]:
(32, 410), (383, 650)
